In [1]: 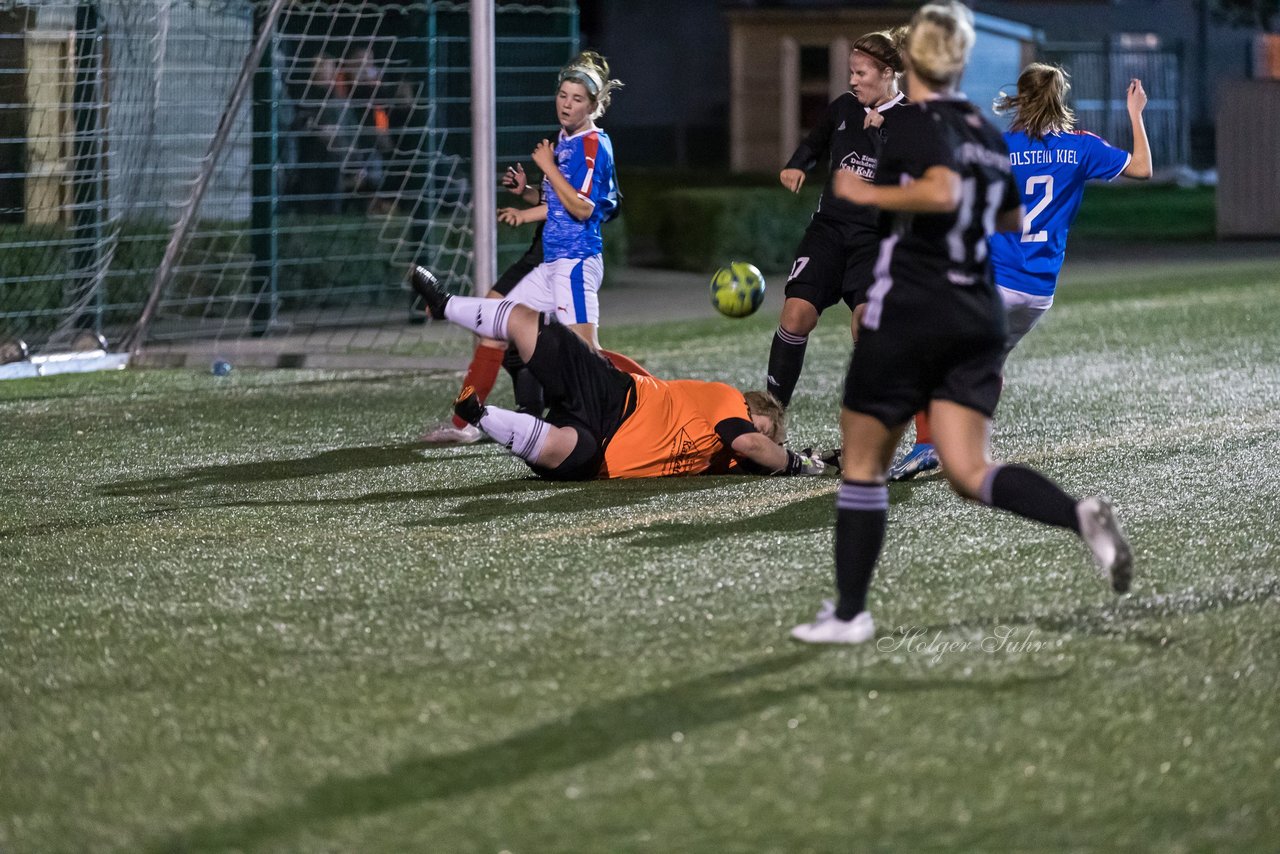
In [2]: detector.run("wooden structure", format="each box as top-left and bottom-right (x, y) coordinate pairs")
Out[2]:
(1217, 79), (1280, 237)
(725, 5), (1038, 173)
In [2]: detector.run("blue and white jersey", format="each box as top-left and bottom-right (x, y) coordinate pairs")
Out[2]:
(988, 130), (1131, 297)
(541, 127), (618, 261)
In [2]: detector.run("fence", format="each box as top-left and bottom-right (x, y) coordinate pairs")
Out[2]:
(0, 0), (578, 372)
(1040, 39), (1188, 171)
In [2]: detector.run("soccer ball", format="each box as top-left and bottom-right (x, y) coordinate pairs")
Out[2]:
(710, 262), (766, 318)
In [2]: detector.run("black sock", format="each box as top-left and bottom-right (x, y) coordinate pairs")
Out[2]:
(981, 464), (1080, 532)
(766, 326), (808, 408)
(834, 479), (889, 620)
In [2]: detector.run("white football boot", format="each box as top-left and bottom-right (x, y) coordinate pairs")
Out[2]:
(790, 608), (876, 645)
(1076, 496), (1133, 593)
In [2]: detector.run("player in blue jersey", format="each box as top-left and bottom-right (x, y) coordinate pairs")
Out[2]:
(767, 29), (909, 409)
(501, 50), (622, 352)
(790, 2), (1133, 645)
(989, 63), (1151, 354)
(887, 63), (1151, 481)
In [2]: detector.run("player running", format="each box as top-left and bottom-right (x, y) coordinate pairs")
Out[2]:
(767, 29), (909, 409)
(411, 267), (828, 480)
(889, 63), (1151, 480)
(790, 1), (1133, 645)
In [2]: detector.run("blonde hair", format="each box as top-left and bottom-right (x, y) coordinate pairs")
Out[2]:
(994, 62), (1076, 140)
(851, 26), (908, 75)
(559, 50), (623, 120)
(906, 1), (975, 88)
(743, 390), (787, 444)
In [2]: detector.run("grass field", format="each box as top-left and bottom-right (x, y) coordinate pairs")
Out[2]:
(2, 253), (1278, 852)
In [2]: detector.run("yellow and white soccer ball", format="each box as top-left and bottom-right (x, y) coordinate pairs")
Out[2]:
(709, 261), (766, 318)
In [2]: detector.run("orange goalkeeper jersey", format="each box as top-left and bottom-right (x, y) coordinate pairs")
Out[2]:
(600, 376), (750, 478)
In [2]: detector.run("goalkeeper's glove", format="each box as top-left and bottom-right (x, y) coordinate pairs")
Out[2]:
(801, 447), (842, 470)
(781, 449), (826, 476)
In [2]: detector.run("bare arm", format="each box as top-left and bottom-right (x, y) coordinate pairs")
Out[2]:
(1123, 79), (1152, 179)
(996, 204), (1025, 234)
(731, 431), (790, 473)
(498, 204), (547, 227)
(833, 165), (962, 214)
(532, 139), (594, 221)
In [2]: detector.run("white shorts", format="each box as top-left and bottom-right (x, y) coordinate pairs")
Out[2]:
(505, 255), (603, 326)
(997, 285), (1054, 357)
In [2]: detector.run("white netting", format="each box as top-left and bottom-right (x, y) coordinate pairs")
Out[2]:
(0, 0), (578, 370)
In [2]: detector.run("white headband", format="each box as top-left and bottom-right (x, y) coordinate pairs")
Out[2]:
(559, 66), (603, 97)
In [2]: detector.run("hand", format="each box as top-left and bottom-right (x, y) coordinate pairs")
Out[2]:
(502, 162), (527, 194)
(851, 302), (867, 342)
(497, 207), (526, 227)
(784, 449), (827, 476)
(1127, 78), (1147, 116)
(531, 139), (556, 174)
(779, 168), (805, 193)
(833, 169), (873, 205)
(864, 110), (884, 130)
(801, 447), (842, 470)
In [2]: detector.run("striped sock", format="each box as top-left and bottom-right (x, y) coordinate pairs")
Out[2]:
(476, 405), (551, 462)
(834, 479), (889, 620)
(766, 326), (809, 408)
(443, 297), (516, 340)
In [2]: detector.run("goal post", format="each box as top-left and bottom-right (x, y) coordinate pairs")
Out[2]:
(0, 0), (579, 377)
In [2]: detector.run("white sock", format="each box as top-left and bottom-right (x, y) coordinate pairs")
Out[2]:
(477, 405), (550, 462)
(444, 297), (516, 340)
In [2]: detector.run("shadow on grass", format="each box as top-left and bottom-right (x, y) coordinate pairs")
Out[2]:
(181, 473), (733, 524)
(617, 490), (834, 548)
(151, 650), (1066, 853)
(913, 575), (1280, 648)
(100, 442), (451, 497)
(613, 477), (927, 549)
(411, 476), (733, 527)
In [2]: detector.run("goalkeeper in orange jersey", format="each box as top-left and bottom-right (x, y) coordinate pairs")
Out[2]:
(411, 267), (829, 480)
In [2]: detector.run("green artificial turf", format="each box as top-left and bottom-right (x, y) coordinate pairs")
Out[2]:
(1, 257), (1278, 852)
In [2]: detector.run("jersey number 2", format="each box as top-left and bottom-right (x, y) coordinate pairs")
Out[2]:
(1021, 175), (1053, 243)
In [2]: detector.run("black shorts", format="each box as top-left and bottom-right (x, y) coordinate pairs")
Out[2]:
(525, 321), (636, 480)
(784, 216), (881, 312)
(492, 225), (545, 296)
(842, 322), (1005, 427)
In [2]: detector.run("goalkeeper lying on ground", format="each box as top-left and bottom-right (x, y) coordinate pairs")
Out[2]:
(411, 267), (830, 480)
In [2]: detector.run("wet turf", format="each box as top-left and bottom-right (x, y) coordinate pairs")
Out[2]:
(1, 257), (1277, 852)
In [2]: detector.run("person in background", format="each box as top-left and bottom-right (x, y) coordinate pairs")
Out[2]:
(989, 64), (1151, 359)
(418, 51), (644, 444)
(767, 29), (909, 411)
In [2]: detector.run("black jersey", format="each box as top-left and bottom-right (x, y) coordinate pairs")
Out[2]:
(862, 98), (1020, 332)
(785, 92), (908, 228)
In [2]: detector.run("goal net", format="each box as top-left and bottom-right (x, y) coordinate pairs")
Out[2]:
(0, 0), (578, 375)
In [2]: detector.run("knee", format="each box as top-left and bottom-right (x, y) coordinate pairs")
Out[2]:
(780, 299), (819, 336)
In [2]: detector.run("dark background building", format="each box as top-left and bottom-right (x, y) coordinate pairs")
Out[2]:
(578, 0), (1263, 171)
